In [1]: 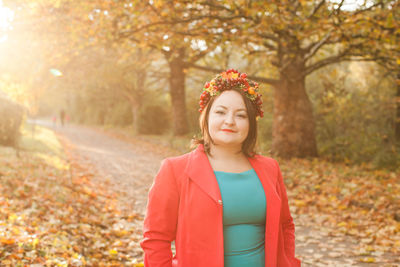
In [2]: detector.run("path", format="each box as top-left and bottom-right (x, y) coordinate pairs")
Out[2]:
(36, 121), (398, 266)
(49, 122), (167, 218)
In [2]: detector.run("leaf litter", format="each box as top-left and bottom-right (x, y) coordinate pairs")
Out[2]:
(0, 143), (143, 266)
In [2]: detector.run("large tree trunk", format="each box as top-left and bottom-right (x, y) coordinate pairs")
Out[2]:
(271, 61), (318, 158)
(167, 47), (189, 135)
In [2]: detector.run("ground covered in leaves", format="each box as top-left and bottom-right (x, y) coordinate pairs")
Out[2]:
(0, 126), (143, 266)
(101, 125), (400, 266)
(1, 123), (399, 266)
(282, 158), (400, 266)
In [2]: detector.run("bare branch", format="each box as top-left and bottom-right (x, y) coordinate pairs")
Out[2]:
(186, 63), (280, 86)
(262, 40), (278, 51)
(305, 53), (347, 75)
(336, 0), (345, 12)
(118, 13), (243, 38)
(307, 0), (326, 19)
(304, 31), (332, 62)
(188, 50), (209, 64)
(256, 32), (280, 43)
(146, 2), (163, 18)
(354, 2), (382, 15)
(305, 52), (382, 76)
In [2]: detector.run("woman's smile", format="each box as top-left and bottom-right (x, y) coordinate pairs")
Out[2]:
(222, 129), (236, 133)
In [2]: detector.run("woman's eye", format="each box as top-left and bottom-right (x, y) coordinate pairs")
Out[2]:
(216, 110), (225, 115)
(237, 114), (247, 118)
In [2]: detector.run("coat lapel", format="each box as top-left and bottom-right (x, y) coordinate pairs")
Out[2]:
(185, 145), (281, 266)
(249, 156), (281, 267)
(185, 144), (222, 203)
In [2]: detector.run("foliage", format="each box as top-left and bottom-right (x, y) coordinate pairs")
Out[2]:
(82, 124), (400, 264)
(308, 62), (399, 170)
(282, 156), (400, 259)
(1, 0), (398, 161)
(0, 126), (144, 266)
(0, 120), (399, 265)
(104, 101), (133, 127)
(0, 97), (25, 148)
(138, 105), (170, 135)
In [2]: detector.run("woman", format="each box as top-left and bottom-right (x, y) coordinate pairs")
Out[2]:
(141, 69), (301, 267)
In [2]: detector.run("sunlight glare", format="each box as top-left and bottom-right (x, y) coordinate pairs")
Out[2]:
(330, 0), (374, 10)
(0, 0), (14, 43)
(50, 68), (63, 77)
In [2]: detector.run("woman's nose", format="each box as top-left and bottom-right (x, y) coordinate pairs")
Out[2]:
(224, 113), (235, 125)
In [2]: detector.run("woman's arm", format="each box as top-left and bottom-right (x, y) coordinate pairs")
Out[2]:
(141, 159), (179, 267)
(275, 160), (302, 267)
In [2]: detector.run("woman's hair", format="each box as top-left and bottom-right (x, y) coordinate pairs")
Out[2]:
(191, 87), (258, 157)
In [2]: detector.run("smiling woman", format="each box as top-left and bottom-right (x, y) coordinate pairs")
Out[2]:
(209, 90), (250, 141)
(141, 69), (301, 267)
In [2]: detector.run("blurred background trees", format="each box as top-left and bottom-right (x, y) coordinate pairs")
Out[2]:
(0, 0), (399, 169)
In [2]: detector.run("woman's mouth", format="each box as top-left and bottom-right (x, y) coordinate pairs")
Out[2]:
(222, 129), (235, 133)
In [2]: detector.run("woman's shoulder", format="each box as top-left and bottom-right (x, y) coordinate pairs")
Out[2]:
(251, 153), (281, 170)
(252, 153), (279, 164)
(161, 149), (193, 168)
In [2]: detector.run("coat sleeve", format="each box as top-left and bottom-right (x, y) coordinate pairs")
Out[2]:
(140, 158), (179, 267)
(275, 159), (302, 267)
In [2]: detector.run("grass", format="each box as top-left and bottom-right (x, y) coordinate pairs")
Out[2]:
(0, 122), (68, 170)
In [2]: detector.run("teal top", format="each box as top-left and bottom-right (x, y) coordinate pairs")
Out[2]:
(214, 169), (266, 267)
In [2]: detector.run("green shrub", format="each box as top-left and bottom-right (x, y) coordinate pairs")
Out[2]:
(104, 102), (132, 126)
(138, 105), (170, 135)
(308, 62), (399, 170)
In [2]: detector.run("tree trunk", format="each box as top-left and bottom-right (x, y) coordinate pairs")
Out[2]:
(271, 61), (318, 158)
(167, 47), (189, 135)
(395, 73), (400, 143)
(131, 104), (140, 135)
(121, 64), (146, 135)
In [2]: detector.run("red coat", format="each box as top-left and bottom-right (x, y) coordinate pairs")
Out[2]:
(141, 144), (301, 267)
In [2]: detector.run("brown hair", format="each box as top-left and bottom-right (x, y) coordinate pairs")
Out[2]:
(191, 88), (258, 157)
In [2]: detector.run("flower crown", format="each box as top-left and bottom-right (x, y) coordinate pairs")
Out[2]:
(199, 69), (264, 118)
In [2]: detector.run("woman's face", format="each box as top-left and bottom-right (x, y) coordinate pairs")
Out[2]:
(208, 90), (249, 148)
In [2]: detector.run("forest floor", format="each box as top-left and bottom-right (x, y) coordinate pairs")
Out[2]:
(0, 121), (399, 266)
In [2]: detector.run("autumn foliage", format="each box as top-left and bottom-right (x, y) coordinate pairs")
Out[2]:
(282, 158), (400, 257)
(0, 97), (24, 149)
(0, 129), (143, 266)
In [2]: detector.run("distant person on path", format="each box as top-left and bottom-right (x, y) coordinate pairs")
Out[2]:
(65, 114), (70, 125)
(60, 109), (65, 126)
(52, 115), (57, 128)
(141, 69), (301, 266)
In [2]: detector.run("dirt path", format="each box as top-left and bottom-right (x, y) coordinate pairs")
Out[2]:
(50, 123), (169, 218)
(44, 122), (398, 266)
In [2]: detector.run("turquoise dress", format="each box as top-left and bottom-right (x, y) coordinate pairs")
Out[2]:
(214, 169), (267, 267)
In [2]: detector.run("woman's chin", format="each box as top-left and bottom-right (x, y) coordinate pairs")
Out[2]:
(213, 139), (243, 148)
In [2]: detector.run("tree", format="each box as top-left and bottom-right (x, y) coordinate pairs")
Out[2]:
(187, 0), (399, 158)
(91, 1), (238, 135)
(0, 0), (89, 114)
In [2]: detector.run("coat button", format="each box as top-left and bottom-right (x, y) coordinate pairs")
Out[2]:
(218, 200), (223, 205)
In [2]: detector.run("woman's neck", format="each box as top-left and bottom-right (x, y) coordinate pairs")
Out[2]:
(207, 143), (251, 172)
(208, 143), (244, 160)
